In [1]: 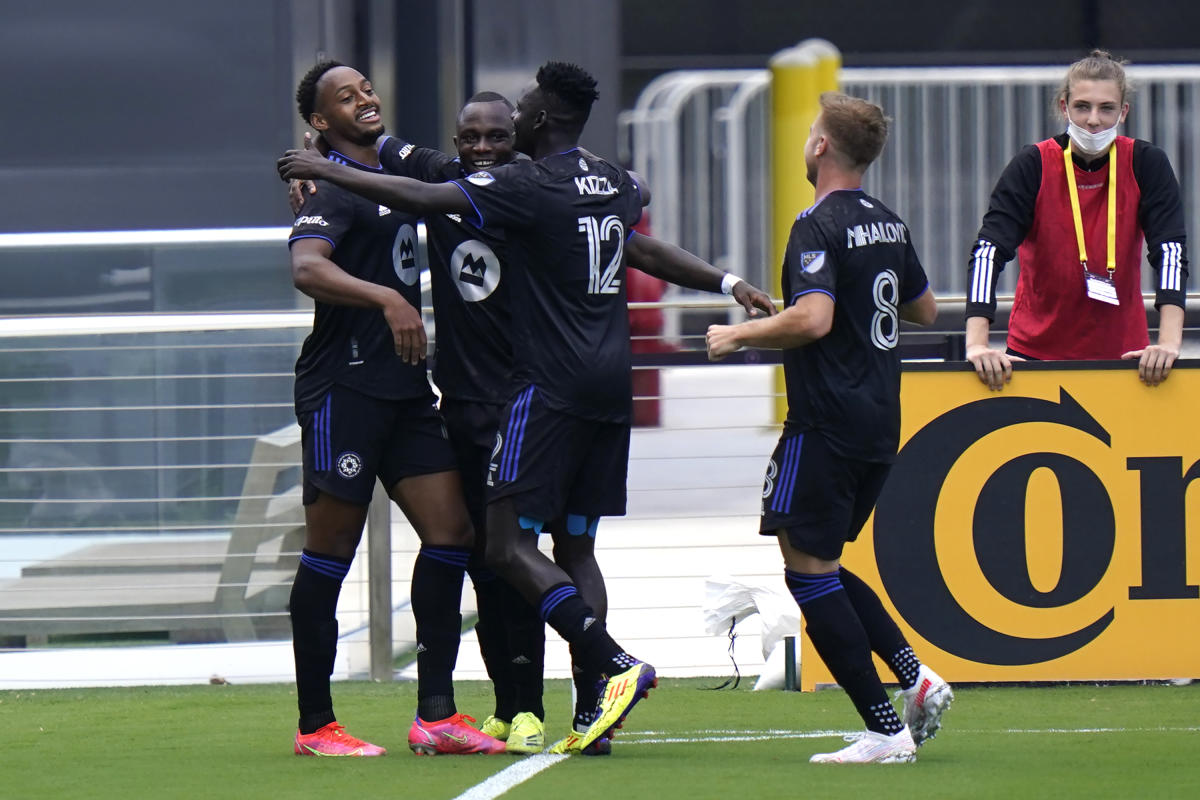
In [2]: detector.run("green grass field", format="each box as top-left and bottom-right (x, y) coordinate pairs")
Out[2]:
(7, 678), (1198, 799)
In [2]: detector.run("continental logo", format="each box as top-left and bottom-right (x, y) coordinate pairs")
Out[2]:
(874, 386), (1196, 667)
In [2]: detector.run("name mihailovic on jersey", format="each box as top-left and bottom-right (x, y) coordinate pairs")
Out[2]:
(846, 221), (908, 249)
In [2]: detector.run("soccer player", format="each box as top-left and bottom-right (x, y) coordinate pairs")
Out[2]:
(395, 94), (553, 755)
(280, 61), (775, 754)
(286, 61), (504, 757)
(705, 92), (952, 764)
(289, 91), (551, 754)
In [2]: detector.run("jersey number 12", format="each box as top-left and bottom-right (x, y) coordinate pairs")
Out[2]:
(578, 215), (624, 295)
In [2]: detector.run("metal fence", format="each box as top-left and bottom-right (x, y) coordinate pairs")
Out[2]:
(619, 64), (1200, 300)
(0, 273), (794, 687)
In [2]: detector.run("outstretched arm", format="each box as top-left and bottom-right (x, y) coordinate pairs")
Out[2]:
(706, 292), (833, 360)
(625, 232), (776, 317)
(278, 145), (470, 216)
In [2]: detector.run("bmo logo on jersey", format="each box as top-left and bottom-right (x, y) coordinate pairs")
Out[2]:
(392, 224), (422, 286)
(451, 239), (501, 302)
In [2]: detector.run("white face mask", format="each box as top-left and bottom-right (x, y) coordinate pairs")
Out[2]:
(1067, 119), (1118, 156)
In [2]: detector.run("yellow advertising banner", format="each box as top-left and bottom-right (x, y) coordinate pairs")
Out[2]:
(799, 363), (1200, 690)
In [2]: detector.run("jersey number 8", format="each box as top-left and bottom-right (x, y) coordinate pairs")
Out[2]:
(870, 268), (899, 351)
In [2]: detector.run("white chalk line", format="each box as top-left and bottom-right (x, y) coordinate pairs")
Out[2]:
(452, 725), (1200, 799)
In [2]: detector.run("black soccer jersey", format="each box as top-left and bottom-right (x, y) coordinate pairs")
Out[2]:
(451, 149), (644, 422)
(288, 148), (435, 413)
(379, 136), (516, 406)
(781, 189), (929, 462)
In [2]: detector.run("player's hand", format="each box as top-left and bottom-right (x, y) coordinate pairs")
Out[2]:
(731, 281), (777, 317)
(288, 179), (317, 215)
(966, 344), (1019, 391)
(278, 137), (328, 182)
(706, 323), (742, 361)
(382, 294), (428, 365)
(286, 134), (321, 213)
(1122, 343), (1179, 387)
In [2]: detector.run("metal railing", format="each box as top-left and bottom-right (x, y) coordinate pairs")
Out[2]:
(620, 64), (1200, 299)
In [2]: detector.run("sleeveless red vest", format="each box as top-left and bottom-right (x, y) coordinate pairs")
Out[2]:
(1008, 136), (1147, 360)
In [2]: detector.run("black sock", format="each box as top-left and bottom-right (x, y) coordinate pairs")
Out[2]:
(290, 549), (351, 734)
(538, 583), (630, 676)
(569, 644), (603, 729)
(413, 545), (470, 720)
(503, 580), (546, 720)
(839, 567), (920, 689)
(469, 565), (516, 720)
(786, 569), (904, 736)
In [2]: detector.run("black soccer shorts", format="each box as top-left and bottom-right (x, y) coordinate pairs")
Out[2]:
(759, 429), (892, 561)
(299, 384), (457, 506)
(439, 395), (504, 529)
(485, 385), (629, 522)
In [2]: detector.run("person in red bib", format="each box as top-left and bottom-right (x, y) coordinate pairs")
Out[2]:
(965, 49), (1188, 390)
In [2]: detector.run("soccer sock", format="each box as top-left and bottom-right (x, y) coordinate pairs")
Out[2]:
(413, 545), (470, 722)
(839, 567), (921, 689)
(786, 569), (904, 736)
(502, 579), (547, 720)
(538, 583), (630, 677)
(290, 549), (352, 734)
(569, 644), (603, 729)
(469, 564), (516, 720)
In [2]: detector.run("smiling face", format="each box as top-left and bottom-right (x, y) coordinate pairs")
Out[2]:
(454, 100), (516, 172)
(310, 66), (385, 147)
(1062, 78), (1128, 132)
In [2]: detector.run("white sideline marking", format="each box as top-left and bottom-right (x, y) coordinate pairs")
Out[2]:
(450, 754), (568, 800)
(453, 726), (1200, 798)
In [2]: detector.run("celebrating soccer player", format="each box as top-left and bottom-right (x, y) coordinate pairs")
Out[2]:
(706, 92), (953, 764)
(286, 61), (505, 757)
(280, 60), (774, 754)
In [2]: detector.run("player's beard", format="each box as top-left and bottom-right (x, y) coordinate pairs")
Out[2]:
(351, 122), (386, 146)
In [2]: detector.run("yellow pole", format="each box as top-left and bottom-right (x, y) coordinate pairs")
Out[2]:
(768, 39), (841, 425)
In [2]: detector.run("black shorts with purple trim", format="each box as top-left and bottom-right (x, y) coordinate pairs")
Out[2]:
(759, 429), (891, 561)
(485, 385), (629, 521)
(299, 383), (457, 505)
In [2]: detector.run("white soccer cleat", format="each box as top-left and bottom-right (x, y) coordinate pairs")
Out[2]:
(810, 726), (916, 764)
(896, 664), (954, 746)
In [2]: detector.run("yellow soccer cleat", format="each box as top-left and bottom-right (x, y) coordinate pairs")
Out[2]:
(479, 715), (511, 740)
(505, 711), (546, 755)
(572, 661), (656, 754)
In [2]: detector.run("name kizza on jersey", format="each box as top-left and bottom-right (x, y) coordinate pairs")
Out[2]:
(574, 175), (617, 196)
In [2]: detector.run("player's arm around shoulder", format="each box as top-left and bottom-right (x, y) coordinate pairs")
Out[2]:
(706, 291), (833, 361)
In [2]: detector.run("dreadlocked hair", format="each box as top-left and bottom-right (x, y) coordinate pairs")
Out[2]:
(535, 61), (599, 124)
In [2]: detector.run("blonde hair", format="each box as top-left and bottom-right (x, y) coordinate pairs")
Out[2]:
(818, 92), (890, 169)
(1056, 49), (1132, 107)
